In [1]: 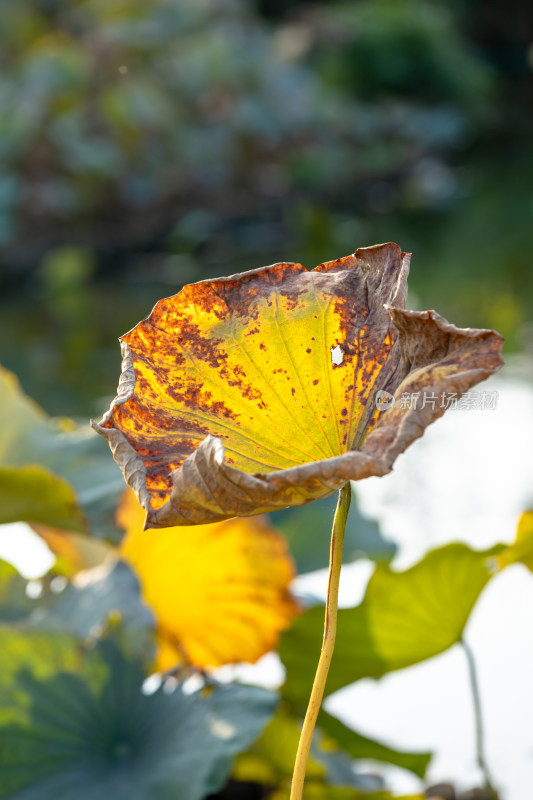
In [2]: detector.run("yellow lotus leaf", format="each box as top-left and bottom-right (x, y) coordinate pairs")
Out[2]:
(118, 489), (299, 669)
(93, 243), (503, 526)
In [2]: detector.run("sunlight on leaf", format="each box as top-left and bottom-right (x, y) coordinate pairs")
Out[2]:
(93, 243), (503, 526)
(118, 489), (299, 669)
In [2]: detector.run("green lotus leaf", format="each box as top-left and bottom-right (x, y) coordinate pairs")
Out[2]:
(316, 710), (430, 779)
(280, 542), (503, 707)
(0, 639), (277, 800)
(0, 465), (86, 532)
(0, 626), (83, 727)
(0, 364), (125, 538)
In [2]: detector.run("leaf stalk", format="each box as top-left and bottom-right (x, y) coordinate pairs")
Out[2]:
(289, 481), (351, 800)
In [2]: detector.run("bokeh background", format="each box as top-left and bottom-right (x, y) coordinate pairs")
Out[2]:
(0, 0), (531, 418)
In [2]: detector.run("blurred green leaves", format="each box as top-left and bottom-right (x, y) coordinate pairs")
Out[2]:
(0, 638), (277, 800)
(234, 705), (327, 786)
(31, 560), (155, 663)
(316, 711), (430, 779)
(0, 0), (495, 261)
(0, 364), (125, 538)
(0, 555), (277, 800)
(0, 559), (37, 623)
(281, 543), (505, 707)
(0, 465), (86, 531)
(234, 702), (430, 791)
(314, 0), (493, 109)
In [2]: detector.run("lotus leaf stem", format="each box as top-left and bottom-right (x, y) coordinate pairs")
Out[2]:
(290, 481), (351, 800)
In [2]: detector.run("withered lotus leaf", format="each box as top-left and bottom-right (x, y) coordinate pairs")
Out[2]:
(92, 243), (503, 527)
